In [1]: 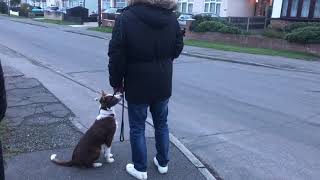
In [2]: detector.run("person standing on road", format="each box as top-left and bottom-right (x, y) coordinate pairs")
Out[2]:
(108, 0), (184, 179)
(0, 61), (7, 180)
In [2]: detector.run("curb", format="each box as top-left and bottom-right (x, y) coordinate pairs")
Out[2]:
(9, 19), (49, 28)
(63, 30), (109, 40)
(181, 51), (320, 75)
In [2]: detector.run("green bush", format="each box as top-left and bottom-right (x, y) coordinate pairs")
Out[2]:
(174, 11), (181, 18)
(195, 21), (225, 32)
(263, 28), (286, 39)
(0, 1), (8, 14)
(10, 0), (21, 6)
(286, 26), (320, 43)
(219, 26), (242, 34)
(190, 15), (227, 30)
(194, 20), (242, 34)
(19, 3), (32, 17)
(285, 22), (320, 32)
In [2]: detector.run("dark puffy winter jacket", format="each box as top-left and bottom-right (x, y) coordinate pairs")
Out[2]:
(108, 1), (184, 104)
(0, 61), (6, 120)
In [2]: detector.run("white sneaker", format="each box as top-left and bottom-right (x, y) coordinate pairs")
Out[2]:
(126, 163), (148, 180)
(153, 157), (168, 174)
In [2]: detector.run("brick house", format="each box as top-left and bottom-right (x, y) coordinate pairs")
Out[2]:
(177, 0), (272, 17)
(272, 0), (320, 20)
(271, 0), (320, 27)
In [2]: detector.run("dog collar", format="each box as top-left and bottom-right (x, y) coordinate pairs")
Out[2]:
(96, 108), (115, 120)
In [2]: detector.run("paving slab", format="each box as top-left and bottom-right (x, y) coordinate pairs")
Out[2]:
(5, 139), (206, 180)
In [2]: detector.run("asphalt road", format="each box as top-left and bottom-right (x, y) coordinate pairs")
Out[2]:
(1, 17), (320, 180)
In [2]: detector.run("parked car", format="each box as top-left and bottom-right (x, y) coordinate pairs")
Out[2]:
(31, 6), (44, 16)
(102, 7), (123, 20)
(178, 13), (193, 26)
(45, 6), (59, 12)
(58, 7), (67, 14)
(196, 12), (219, 17)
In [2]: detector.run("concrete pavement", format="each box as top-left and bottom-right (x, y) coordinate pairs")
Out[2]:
(1, 16), (320, 180)
(2, 65), (207, 180)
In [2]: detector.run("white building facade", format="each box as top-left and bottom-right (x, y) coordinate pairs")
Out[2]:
(46, 0), (85, 9)
(177, 0), (256, 17)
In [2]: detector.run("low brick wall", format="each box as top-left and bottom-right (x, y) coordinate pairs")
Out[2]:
(44, 11), (64, 21)
(101, 19), (115, 27)
(186, 31), (320, 56)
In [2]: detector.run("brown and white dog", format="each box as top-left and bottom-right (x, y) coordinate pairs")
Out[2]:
(50, 91), (122, 168)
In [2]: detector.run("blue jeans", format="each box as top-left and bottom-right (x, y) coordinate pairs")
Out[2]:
(128, 99), (170, 172)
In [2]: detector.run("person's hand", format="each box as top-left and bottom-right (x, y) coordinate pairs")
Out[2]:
(113, 86), (124, 94)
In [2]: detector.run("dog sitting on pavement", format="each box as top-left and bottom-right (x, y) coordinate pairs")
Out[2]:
(50, 91), (122, 168)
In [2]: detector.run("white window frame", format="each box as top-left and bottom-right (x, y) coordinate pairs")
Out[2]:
(204, 0), (221, 16)
(178, 0), (194, 14)
(115, 0), (126, 8)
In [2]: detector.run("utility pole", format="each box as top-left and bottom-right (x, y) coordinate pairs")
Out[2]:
(98, 0), (101, 27)
(7, 0), (10, 16)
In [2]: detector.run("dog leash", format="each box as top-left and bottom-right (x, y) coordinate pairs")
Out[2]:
(120, 96), (125, 142)
(111, 89), (125, 142)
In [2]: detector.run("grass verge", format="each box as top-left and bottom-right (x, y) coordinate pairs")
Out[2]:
(184, 39), (319, 60)
(34, 19), (81, 25)
(0, 13), (27, 19)
(88, 26), (113, 33)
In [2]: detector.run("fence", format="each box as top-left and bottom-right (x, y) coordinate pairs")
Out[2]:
(226, 16), (269, 32)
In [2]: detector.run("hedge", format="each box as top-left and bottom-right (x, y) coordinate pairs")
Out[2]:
(286, 26), (320, 43)
(190, 15), (227, 31)
(194, 20), (242, 34)
(19, 3), (32, 17)
(0, 1), (8, 14)
(285, 22), (320, 32)
(263, 28), (286, 39)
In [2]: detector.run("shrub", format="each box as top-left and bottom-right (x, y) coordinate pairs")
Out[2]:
(190, 15), (214, 31)
(174, 11), (181, 18)
(219, 26), (242, 34)
(190, 15), (227, 29)
(195, 21), (225, 32)
(286, 26), (320, 43)
(194, 20), (242, 34)
(10, 0), (21, 6)
(0, 1), (8, 14)
(285, 22), (320, 32)
(263, 28), (286, 39)
(19, 3), (32, 17)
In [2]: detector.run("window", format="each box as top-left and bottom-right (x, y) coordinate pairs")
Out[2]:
(116, 0), (126, 8)
(301, 0), (311, 17)
(104, 0), (111, 9)
(281, 0), (320, 19)
(315, 0), (320, 18)
(178, 0), (193, 13)
(204, 0), (221, 16)
(281, 0), (289, 16)
(290, 0), (299, 17)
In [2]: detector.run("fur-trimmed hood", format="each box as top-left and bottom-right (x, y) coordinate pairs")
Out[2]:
(127, 0), (177, 10)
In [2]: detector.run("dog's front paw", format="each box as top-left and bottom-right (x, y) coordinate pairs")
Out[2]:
(104, 153), (113, 158)
(106, 157), (115, 163)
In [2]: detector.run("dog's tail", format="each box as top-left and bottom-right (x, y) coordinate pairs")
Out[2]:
(50, 154), (73, 167)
